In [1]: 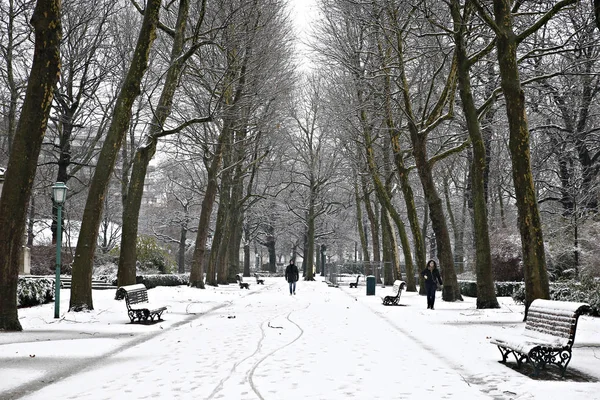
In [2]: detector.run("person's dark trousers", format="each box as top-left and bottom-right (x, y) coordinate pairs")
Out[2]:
(426, 284), (437, 309)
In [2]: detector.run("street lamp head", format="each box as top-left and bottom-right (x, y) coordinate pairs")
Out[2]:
(52, 182), (68, 205)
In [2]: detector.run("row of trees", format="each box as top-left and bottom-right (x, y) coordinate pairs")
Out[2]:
(0, 0), (302, 330)
(307, 0), (600, 312)
(1, 0), (599, 331)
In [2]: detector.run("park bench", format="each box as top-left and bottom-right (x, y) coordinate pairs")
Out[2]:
(116, 284), (167, 323)
(490, 299), (590, 377)
(254, 273), (265, 285)
(382, 280), (406, 306)
(349, 275), (360, 288)
(236, 274), (250, 289)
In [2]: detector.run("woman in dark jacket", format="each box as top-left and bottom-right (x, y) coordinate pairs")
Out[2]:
(422, 259), (443, 309)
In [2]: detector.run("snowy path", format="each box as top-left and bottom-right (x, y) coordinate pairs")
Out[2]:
(4, 277), (599, 399)
(10, 280), (495, 400)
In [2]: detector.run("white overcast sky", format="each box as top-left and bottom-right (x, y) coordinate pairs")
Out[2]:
(289, 0), (319, 70)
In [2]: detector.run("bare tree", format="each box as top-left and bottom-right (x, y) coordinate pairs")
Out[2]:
(449, 0), (499, 308)
(0, 0), (34, 158)
(70, 0), (161, 311)
(473, 0), (577, 312)
(0, 0), (61, 331)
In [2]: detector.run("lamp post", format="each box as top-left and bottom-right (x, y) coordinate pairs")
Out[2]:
(52, 182), (68, 319)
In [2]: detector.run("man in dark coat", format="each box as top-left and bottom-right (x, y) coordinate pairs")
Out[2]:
(422, 259), (443, 309)
(285, 259), (299, 295)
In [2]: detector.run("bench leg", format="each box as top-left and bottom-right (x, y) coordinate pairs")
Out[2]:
(496, 346), (513, 364)
(149, 310), (164, 321)
(530, 348), (571, 377)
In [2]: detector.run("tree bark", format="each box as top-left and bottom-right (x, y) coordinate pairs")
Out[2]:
(70, 0), (160, 311)
(451, 0), (498, 309)
(118, 0), (193, 287)
(190, 128), (228, 288)
(0, 0), (61, 331)
(353, 169), (370, 261)
(493, 0), (550, 311)
(305, 179), (316, 281)
(381, 61), (422, 291)
(361, 172), (380, 264)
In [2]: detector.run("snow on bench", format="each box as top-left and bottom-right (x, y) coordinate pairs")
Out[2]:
(490, 299), (589, 376)
(116, 284), (167, 323)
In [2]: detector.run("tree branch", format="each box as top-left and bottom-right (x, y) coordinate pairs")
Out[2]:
(517, 0), (578, 44)
(157, 116), (212, 138)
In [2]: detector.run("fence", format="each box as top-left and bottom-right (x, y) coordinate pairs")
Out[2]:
(325, 260), (468, 287)
(326, 261), (390, 287)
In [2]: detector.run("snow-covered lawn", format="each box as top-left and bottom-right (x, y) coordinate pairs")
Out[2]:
(1, 277), (598, 399)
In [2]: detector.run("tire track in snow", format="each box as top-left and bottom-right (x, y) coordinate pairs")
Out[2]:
(248, 303), (310, 400)
(205, 307), (283, 400)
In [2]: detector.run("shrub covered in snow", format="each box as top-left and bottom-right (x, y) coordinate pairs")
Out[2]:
(17, 277), (54, 308)
(135, 273), (189, 289)
(511, 277), (600, 316)
(458, 280), (523, 297)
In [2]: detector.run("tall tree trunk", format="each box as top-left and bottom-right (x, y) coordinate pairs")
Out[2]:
(381, 207), (392, 285)
(178, 225), (187, 273)
(381, 209), (400, 285)
(189, 28), (250, 287)
(443, 175), (464, 274)
(118, 0), (193, 287)
(353, 169), (370, 261)
(419, 202), (428, 295)
(52, 104), (74, 244)
(305, 180), (316, 281)
(70, 0), (160, 311)
(451, 0), (498, 309)
(27, 198), (36, 247)
(411, 132), (463, 302)
(189, 137), (222, 288)
(266, 223), (277, 273)
(4, 0), (22, 154)
(361, 170), (380, 267)
(493, 0), (550, 311)
(243, 225), (251, 277)
(379, 31), (423, 292)
(387, 3), (462, 301)
(211, 129), (234, 285)
(225, 126), (248, 282)
(0, 0), (61, 331)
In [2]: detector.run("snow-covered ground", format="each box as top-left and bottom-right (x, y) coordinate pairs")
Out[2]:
(1, 277), (598, 399)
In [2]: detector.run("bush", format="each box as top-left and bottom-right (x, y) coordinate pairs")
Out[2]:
(29, 245), (73, 276)
(547, 251), (579, 281)
(17, 277), (54, 308)
(490, 233), (524, 282)
(458, 280), (523, 297)
(111, 235), (176, 274)
(511, 278), (600, 316)
(458, 281), (478, 297)
(492, 255), (523, 282)
(135, 273), (189, 289)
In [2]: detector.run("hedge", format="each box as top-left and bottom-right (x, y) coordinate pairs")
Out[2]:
(17, 277), (54, 308)
(459, 279), (599, 316)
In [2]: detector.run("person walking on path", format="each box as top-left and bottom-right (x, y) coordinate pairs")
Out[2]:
(422, 260), (443, 309)
(285, 259), (299, 295)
